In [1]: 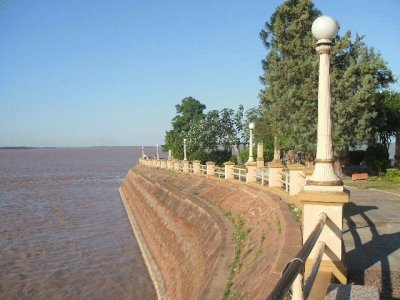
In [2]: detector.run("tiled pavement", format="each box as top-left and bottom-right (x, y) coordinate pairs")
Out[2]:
(343, 186), (400, 299)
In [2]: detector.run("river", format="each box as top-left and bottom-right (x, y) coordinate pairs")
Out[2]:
(0, 147), (157, 299)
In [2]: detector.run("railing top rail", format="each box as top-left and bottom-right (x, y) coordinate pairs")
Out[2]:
(267, 212), (327, 300)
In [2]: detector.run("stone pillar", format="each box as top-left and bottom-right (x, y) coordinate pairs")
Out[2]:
(168, 150), (172, 160)
(268, 161), (285, 187)
(224, 161), (235, 180)
(167, 159), (173, 170)
(246, 161), (257, 183)
(206, 161), (215, 176)
(257, 142), (264, 168)
(182, 160), (189, 174)
(192, 160), (200, 174)
(273, 135), (280, 162)
(173, 160), (180, 172)
(160, 160), (167, 169)
(248, 123), (255, 162)
(183, 139), (187, 161)
(288, 163), (306, 196)
(304, 165), (314, 181)
(298, 191), (349, 284)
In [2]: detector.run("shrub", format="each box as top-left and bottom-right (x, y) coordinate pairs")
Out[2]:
(349, 150), (366, 165)
(365, 143), (389, 175)
(382, 168), (400, 183)
(190, 149), (232, 165)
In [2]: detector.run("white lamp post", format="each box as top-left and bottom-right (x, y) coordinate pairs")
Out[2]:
(183, 138), (187, 161)
(248, 122), (255, 162)
(141, 146), (145, 159)
(156, 144), (159, 160)
(306, 15), (342, 191)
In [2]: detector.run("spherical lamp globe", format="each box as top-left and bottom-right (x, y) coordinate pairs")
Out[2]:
(249, 122), (255, 130)
(311, 16), (338, 40)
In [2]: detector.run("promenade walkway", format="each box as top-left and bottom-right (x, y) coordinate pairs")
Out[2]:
(343, 186), (400, 299)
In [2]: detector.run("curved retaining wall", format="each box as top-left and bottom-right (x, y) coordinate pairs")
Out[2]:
(119, 165), (302, 299)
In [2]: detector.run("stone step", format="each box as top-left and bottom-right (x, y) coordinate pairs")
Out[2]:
(325, 283), (379, 300)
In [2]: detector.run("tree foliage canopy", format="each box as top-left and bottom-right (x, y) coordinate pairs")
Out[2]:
(163, 96), (206, 159)
(164, 99), (250, 164)
(259, 0), (395, 158)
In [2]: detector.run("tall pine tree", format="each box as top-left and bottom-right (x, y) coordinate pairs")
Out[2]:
(260, 0), (394, 162)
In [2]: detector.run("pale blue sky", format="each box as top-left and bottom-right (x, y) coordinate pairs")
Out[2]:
(1, 0), (399, 147)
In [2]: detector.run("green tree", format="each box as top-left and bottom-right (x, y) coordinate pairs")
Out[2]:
(163, 97), (206, 159)
(186, 105), (249, 164)
(217, 105), (248, 165)
(259, 0), (394, 164)
(374, 91), (400, 150)
(259, 0), (320, 155)
(331, 34), (394, 156)
(374, 90), (400, 167)
(186, 110), (220, 153)
(245, 105), (274, 160)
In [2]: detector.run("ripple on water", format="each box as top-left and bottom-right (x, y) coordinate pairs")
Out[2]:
(0, 147), (157, 300)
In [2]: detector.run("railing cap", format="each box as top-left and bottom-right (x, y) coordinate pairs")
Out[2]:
(206, 161), (216, 165)
(288, 163), (306, 171)
(224, 161), (235, 166)
(267, 161), (285, 168)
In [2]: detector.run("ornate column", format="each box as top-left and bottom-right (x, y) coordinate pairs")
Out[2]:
(257, 142), (264, 168)
(248, 122), (255, 162)
(183, 138), (187, 161)
(168, 150), (172, 160)
(298, 16), (349, 285)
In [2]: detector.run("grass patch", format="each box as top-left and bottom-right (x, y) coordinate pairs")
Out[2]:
(273, 214), (281, 234)
(222, 212), (248, 300)
(288, 204), (301, 223)
(344, 174), (400, 193)
(254, 231), (266, 261)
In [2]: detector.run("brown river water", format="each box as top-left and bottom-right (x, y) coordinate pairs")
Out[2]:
(0, 147), (158, 300)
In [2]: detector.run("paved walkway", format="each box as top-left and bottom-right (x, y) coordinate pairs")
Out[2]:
(343, 186), (400, 299)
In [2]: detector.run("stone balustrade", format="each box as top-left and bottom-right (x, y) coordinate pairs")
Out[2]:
(138, 157), (309, 196)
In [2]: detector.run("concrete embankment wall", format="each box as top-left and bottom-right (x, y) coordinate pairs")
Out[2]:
(119, 165), (302, 299)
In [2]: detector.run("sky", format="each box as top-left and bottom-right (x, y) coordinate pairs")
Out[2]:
(1, 0), (399, 147)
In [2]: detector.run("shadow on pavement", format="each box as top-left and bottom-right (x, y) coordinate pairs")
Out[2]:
(344, 202), (400, 299)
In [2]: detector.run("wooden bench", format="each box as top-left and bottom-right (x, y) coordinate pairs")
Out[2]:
(351, 173), (369, 181)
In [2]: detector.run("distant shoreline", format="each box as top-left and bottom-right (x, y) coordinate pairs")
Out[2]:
(0, 146), (150, 150)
